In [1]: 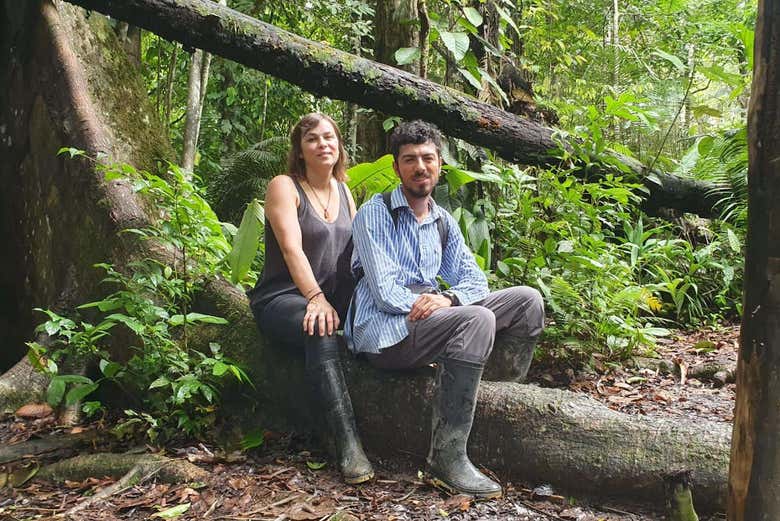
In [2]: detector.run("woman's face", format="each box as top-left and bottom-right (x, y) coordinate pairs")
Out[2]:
(300, 119), (340, 173)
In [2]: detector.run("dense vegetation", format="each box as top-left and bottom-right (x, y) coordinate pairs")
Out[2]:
(35, 0), (755, 439)
(141, 0), (753, 357)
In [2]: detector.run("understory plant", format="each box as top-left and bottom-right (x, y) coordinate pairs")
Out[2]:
(28, 152), (251, 442)
(492, 162), (743, 361)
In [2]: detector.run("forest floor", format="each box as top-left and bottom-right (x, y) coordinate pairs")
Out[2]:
(0, 323), (738, 521)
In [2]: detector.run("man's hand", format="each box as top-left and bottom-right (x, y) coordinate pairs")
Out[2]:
(408, 293), (452, 321)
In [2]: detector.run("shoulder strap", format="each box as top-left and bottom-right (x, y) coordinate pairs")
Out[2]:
(381, 191), (447, 251)
(381, 191), (400, 227)
(436, 215), (449, 252)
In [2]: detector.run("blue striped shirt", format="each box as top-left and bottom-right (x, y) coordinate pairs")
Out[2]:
(345, 186), (489, 354)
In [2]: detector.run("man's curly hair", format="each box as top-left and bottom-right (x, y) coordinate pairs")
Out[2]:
(389, 120), (443, 160)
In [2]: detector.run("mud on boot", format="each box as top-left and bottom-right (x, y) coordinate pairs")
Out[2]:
(306, 339), (374, 484)
(426, 357), (502, 498)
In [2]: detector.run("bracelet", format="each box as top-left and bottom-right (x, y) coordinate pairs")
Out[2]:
(304, 287), (321, 299)
(307, 291), (323, 302)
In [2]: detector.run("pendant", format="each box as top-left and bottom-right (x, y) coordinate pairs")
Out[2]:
(324, 209), (329, 219)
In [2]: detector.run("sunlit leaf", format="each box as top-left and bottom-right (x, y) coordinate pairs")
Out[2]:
(651, 49), (685, 72)
(462, 7), (483, 27)
(228, 199), (264, 285)
(151, 503), (191, 519)
(439, 31), (470, 61)
(395, 46), (421, 66)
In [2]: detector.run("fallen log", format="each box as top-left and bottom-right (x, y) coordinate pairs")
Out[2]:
(62, 0), (721, 218)
(0, 1), (730, 511)
(197, 278), (730, 511)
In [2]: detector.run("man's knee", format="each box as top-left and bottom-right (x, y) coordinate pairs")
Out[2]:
(467, 305), (496, 333)
(458, 307), (496, 363)
(507, 286), (545, 336)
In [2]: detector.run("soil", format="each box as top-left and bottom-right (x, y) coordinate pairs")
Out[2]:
(0, 324), (738, 521)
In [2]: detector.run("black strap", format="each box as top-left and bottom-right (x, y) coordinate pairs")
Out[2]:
(381, 192), (448, 251)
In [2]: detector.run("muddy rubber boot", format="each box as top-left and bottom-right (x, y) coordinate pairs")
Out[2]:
(306, 339), (374, 484)
(426, 357), (502, 498)
(483, 334), (540, 382)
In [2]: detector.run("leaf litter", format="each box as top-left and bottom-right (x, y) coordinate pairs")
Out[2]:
(0, 324), (738, 521)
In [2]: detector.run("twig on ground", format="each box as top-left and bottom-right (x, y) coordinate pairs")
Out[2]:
(601, 504), (636, 515)
(65, 460), (164, 516)
(266, 467), (295, 479)
(204, 497), (220, 517)
(398, 486), (417, 502)
(514, 499), (567, 521)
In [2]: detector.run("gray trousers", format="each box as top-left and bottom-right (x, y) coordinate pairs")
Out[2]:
(366, 286), (544, 370)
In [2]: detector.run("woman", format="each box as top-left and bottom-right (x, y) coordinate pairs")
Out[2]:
(247, 113), (374, 484)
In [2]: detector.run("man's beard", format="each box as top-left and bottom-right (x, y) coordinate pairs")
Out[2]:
(403, 176), (433, 198)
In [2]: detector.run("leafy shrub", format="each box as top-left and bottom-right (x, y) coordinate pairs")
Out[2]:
(28, 154), (251, 442)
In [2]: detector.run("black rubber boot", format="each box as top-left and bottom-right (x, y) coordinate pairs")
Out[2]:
(305, 337), (374, 484)
(426, 358), (502, 498)
(483, 334), (540, 382)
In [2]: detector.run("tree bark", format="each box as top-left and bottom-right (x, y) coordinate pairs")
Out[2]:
(356, 0), (420, 161)
(181, 48), (204, 171)
(180, 0), (224, 172)
(727, 1), (780, 519)
(62, 0), (721, 217)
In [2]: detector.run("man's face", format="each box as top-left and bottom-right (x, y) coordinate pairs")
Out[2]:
(393, 142), (442, 200)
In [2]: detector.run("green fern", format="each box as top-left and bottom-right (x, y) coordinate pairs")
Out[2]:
(206, 136), (288, 224)
(687, 128), (748, 226)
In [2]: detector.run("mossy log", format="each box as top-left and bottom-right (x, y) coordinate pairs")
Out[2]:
(0, 431), (96, 465)
(61, 0), (720, 218)
(0, 1), (729, 512)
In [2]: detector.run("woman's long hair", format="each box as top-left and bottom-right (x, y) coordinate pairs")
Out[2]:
(287, 113), (348, 182)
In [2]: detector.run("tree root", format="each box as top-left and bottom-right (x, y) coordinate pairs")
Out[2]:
(65, 461), (155, 516)
(0, 356), (48, 414)
(0, 431), (97, 465)
(37, 452), (209, 484)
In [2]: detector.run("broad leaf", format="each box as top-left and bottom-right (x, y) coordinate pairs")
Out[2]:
(228, 199), (264, 284)
(65, 383), (99, 406)
(442, 165), (503, 193)
(457, 67), (482, 91)
(346, 155), (397, 202)
(652, 49), (685, 72)
(395, 47), (421, 66)
(439, 31), (470, 61)
(462, 7), (483, 27)
(47, 377), (66, 406)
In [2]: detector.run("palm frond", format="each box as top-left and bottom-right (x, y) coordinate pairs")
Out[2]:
(206, 136), (288, 224)
(689, 127), (747, 226)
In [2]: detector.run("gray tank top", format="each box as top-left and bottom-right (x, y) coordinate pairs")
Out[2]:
(247, 178), (354, 315)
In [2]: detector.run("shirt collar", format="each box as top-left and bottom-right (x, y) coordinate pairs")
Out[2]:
(390, 185), (443, 221)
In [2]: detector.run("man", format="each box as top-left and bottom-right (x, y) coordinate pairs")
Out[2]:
(346, 120), (544, 498)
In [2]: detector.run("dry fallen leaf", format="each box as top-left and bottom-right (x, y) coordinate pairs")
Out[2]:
(14, 403), (53, 419)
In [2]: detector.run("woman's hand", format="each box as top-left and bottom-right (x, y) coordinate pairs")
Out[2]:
(303, 293), (340, 336)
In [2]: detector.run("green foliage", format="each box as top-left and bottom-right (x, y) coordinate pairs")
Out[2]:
(678, 127), (748, 226)
(491, 159), (743, 360)
(31, 156), (250, 442)
(346, 154), (398, 204)
(206, 136), (287, 224)
(228, 199), (265, 285)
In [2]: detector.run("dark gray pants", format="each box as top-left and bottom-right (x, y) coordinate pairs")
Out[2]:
(366, 286), (545, 369)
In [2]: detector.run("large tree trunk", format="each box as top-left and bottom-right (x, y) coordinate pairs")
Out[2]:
(354, 0), (419, 162)
(727, 1), (780, 519)
(1, 1), (731, 512)
(63, 0), (720, 217)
